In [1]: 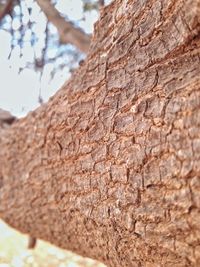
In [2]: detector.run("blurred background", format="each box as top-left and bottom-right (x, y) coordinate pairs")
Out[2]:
(0, 0), (110, 265)
(0, 219), (105, 266)
(0, 0), (110, 117)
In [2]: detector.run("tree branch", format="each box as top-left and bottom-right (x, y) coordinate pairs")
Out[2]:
(99, 0), (104, 8)
(0, 0), (14, 21)
(1, 0), (200, 266)
(36, 0), (91, 53)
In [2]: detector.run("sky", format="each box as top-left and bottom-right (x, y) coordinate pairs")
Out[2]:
(0, 0), (110, 117)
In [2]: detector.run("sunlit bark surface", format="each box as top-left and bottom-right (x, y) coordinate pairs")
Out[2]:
(1, 0), (200, 266)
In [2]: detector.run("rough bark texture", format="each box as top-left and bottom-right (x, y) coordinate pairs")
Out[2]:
(36, 0), (91, 53)
(1, 0), (200, 266)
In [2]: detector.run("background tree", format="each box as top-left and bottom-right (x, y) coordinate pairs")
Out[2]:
(0, 0), (109, 107)
(1, 0), (200, 267)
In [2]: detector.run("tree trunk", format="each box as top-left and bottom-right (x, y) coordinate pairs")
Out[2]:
(1, 0), (200, 266)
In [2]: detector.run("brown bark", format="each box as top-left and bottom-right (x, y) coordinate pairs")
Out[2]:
(36, 0), (91, 53)
(28, 236), (37, 249)
(0, 0), (13, 21)
(99, 0), (105, 8)
(0, 108), (16, 127)
(1, 0), (200, 266)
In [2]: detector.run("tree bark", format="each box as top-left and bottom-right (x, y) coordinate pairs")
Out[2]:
(0, 0), (13, 21)
(99, 0), (105, 8)
(0, 108), (15, 126)
(36, 0), (91, 53)
(1, 0), (200, 266)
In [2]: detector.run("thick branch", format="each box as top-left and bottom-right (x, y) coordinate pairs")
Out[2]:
(1, 0), (200, 266)
(36, 0), (91, 53)
(0, 0), (13, 21)
(99, 0), (104, 8)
